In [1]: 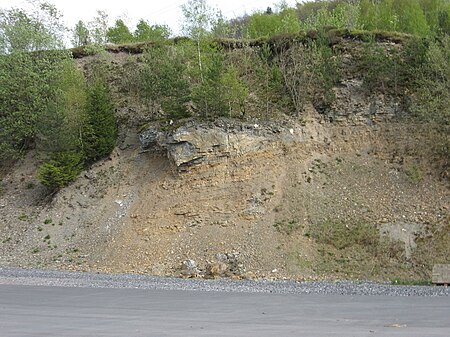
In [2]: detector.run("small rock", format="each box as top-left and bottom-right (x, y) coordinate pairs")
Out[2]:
(180, 259), (198, 277)
(206, 261), (227, 278)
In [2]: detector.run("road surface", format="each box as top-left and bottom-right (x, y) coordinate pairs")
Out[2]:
(0, 268), (448, 336)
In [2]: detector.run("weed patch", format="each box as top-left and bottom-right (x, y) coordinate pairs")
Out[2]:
(274, 219), (302, 235)
(306, 220), (408, 279)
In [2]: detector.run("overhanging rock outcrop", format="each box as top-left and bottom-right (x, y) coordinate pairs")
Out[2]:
(139, 119), (314, 169)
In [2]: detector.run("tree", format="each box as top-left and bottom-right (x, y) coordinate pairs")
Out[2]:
(181, 0), (221, 116)
(134, 19), (171, 42)
(72, 20), (90, 46)
(394, 0), (429, 36)
(247, 6), (300, 38)
(221, 66), (248, 117)
(181, 0), (218, 40)
(191, 47), (227, 117)
(84, 76), (117, 163)
(411, 35), (450, 123)
(37, 59), (87, 154)
(0, 1), (65, 53)
(88, 10), (109, 44)
(106, 19), (133, 44)
(278, 42), (339, 115)
(0, 50), (72, 160)
(140, 45), (191, 119)
(38, 151), (84, 190)
(0, 1), (70, 162)
(36, 59), (88, 190)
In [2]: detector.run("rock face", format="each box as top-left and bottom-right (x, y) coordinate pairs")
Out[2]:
(139, 119), (302, 169)
(328, 79), (401, 124)
(139, 128), (164, 149)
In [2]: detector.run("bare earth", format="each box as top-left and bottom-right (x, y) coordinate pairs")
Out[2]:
(0, 112), (448, 281)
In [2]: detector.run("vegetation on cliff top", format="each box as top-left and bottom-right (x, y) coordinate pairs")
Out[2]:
(0, 0), (449, 188)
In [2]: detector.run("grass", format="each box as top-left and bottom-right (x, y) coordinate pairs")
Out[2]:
(404, 165), (423, 183)
(305, 220), (408, 279)
(18, 214), (28, 221)
(273, 219), (302, 235)
(25, 182), (35, 189)
(391, 278), (432, 286)
(306, 220), (380, 250)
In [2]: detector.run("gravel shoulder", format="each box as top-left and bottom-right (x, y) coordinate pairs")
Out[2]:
(0, 267), (448, 297)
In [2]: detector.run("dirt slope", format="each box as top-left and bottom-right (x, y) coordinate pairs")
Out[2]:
(1, 108), (448, 281)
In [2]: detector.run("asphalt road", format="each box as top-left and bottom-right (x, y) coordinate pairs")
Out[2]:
(1, 283), (449, 337)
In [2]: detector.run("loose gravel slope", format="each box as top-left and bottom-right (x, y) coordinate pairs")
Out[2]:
(0, 267), (448, 297)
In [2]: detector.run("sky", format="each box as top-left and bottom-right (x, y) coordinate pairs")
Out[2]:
(0, 0), (300, 35)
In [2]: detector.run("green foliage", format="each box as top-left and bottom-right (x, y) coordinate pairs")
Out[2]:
(301, 1), (362, 31)
(140, 45), (191, 119)
(37, 59), (87, 154)
(134, 20), (171, 42)
(294, 0), (449, 37)
(394, 0), (430, 36)
(35, 59), (88, 190)
(72, 20), (90, 47)
(308, 220), (379, 250)
(84, 77), (117, 163)
(246, 7), (301, 39)
(38, 151), (84, 190)
(306, 220), (406, 278)
(181, 0), (219, 41)
(106, 19), (133, 44)
(191, 46), (227, 117)
(250, 44), (286, 117)
(410, 36), (450, 124)
(359, 41), (404, 95)
(221, 65), (248, 117)
(0, 50), (71, 159)
(0, 1), (65, 53)
(88, 10), (109, 45)
(278, 40), (340, 114)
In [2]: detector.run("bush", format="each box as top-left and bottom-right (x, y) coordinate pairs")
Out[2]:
(84, 77), (117, 163)
(246, 7), (300, 39)
(38, 152), (84, 190)
(277, 40), (340, 114)
(409, 35), (450, 124)
(191, 46), (228, 117)
(359, 41), (404, 95)
(0, 51), (71, 160)
(306, 220), (407, 278)
(139, 45), (191, 119)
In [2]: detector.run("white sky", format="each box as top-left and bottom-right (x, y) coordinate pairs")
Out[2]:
(0, 0), (300, 35)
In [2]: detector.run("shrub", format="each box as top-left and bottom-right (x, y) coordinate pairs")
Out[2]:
(246, 7), (300, 39)
(409, 35), (450, 124)
(221, 65), (248, 117)
(191, 46), (228, 117)
(359, 41), (404, 95)
(38, 151), (84, 190)
(106, 19), (133, 44)
(277, 40), (340, 114)
(84, 77), (117, 163)
(139, 44), (191, 119)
